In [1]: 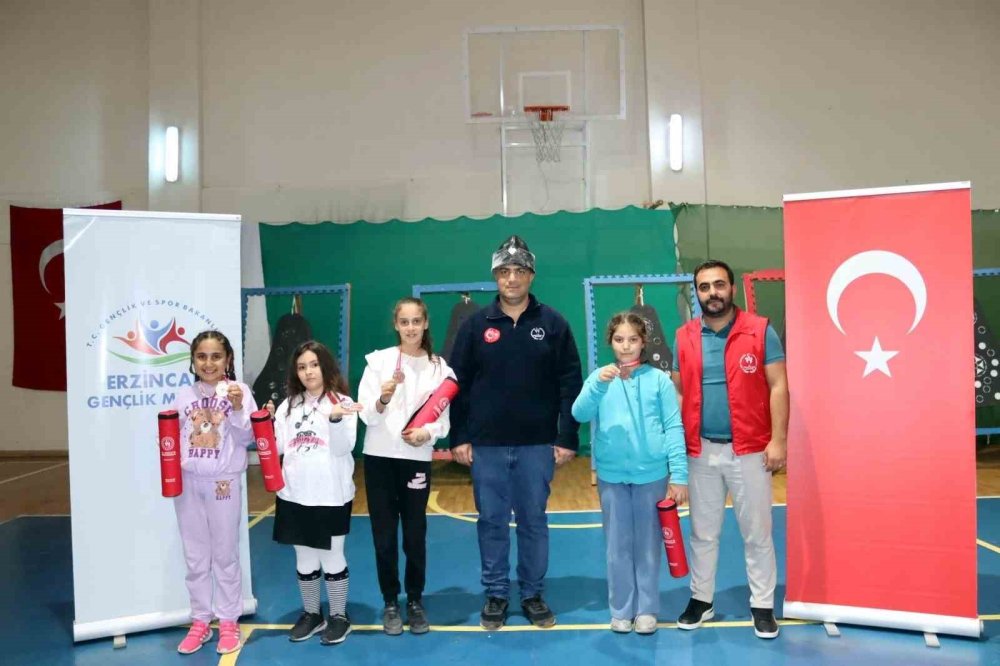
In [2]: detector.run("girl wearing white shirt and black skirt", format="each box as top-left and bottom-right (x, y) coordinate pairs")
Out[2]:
(269, 341), (363, 646)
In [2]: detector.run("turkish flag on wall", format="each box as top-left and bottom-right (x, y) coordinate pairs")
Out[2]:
(784, 184), (977, 626)
(10, 201), (122, 391)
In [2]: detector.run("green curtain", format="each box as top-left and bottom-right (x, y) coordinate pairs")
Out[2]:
(672, 204), (1000, 429)
(258, 207), (682, 453)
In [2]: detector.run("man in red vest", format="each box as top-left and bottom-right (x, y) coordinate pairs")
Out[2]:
(671, 260), (788, 639)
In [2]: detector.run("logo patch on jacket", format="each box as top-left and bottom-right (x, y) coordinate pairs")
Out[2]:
(530, 327), (545, 341)
(484, 327), (501, 343)
(739, 353), (759, 374)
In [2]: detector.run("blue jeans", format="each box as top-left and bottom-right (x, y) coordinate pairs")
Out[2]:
(598, 477), (668, 619)
(471, 444), (555, 600)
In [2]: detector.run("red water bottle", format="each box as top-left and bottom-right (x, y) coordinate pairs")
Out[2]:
(158, 410), (182, 497)
(405, 378), (460, 430)
(657, 498), (689, 577)
(251, 410), (285, 492)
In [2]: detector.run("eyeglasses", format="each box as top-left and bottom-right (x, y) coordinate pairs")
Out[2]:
(495, 267), (531, 279)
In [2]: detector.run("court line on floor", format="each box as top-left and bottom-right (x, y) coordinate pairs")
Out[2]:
(977, 538), (1000, 556)
(247, 504), (275, 529)
(221, 615), (1000, 664)
(426, 491), (688, 529)
(9, 497), (995, 523)
(0, 461), (66, 486)
(125, 493), (1000, 517)
(427, 491), (600, 528)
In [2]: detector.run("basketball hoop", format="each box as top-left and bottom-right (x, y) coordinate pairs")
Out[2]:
(524, 105), (569, 163)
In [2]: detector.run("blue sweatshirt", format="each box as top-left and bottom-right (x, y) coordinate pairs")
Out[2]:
(449, 294), (583, 450)
(572, 364), (687, 485)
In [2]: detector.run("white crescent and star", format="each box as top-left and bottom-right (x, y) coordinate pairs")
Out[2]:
(38, 239), (66, 319)
(825, 250), (926, 379)
(854, 336), (899, 377)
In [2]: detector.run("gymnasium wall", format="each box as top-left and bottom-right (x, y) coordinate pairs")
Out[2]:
(645, 0), (1000, 209)
(0, 0), (149, 452)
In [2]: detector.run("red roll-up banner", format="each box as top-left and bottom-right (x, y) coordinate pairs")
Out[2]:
(783, 183), (979, 637)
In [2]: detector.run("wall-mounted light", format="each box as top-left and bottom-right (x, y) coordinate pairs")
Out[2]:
(164, 126), (180, 182)
(669, 114), (683, 172)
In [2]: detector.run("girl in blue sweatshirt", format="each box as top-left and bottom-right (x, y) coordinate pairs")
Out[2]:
(572, 312), (687, 634)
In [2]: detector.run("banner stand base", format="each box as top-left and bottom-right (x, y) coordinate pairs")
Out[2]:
(784, 599), (982, 639)
(74, 596), (258, 643)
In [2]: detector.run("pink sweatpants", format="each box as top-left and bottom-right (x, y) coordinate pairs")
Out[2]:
(173, 474), (243, 622)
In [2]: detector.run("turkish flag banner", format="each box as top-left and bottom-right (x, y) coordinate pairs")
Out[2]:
(783, 183), (979, 637)
(9, 201), (122, 390)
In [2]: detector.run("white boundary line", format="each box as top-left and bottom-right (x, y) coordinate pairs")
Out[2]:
(0, 461), (66, 486)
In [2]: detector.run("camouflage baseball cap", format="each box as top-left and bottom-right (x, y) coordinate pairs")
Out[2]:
(491, 235), (536, 273)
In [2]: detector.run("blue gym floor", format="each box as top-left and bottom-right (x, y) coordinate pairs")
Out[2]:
(3, 498), (999, 665)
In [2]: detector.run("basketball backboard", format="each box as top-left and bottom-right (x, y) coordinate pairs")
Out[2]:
(464, 24), (625, 123)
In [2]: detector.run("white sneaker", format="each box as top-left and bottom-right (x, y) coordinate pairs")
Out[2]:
(610, 618), (633, 633)
(634, 614), (658, 634)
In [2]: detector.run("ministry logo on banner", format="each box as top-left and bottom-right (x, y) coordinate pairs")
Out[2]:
(83, 300), (218, 411)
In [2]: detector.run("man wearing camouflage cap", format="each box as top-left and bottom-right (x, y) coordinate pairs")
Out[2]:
(450, 235), (583, 630)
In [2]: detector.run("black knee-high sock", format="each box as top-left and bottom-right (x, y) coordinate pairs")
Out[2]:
(324, 568), (349, 617)
(297, 569), (322, 615)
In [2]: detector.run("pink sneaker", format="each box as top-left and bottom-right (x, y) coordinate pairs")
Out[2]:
(216, 620), (243, 654)
(177, 620), (212, 654)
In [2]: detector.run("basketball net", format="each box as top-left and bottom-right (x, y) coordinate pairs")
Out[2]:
(525, 106), (568, 164)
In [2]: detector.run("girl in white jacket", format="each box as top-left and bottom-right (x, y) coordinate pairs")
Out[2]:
(269, 341), (363, 646)
(358, 297), (456, 635)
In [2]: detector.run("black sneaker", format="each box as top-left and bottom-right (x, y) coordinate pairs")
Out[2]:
(521, 595), (556, 628)
(480, 597), (508, 630)
(751, 607), (779, 639)
(320, 614), (351, 645)
(288, 611), (326, 642)
(406, 599), (430, 634)
(382, 601), (403, 636)
(677, 598), (714, 630)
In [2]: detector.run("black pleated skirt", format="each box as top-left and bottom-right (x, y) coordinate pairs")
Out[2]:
(272, 495), (352, 549)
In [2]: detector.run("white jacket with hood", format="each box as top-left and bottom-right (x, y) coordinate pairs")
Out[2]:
(358, 347), (455, 461)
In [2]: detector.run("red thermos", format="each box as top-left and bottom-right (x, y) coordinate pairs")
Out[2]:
(657, 498), (689, 577)
(251, 410), (285, 492)
(158, 410), (183, 497)
(404, 378), (460, 430)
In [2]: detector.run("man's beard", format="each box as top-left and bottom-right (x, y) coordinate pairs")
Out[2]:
(701, 296), (732, 318)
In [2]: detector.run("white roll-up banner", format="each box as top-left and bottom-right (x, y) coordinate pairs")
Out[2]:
(64, 209), (256, 642)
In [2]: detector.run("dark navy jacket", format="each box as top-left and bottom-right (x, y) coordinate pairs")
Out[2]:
(449, 294), (583, 450)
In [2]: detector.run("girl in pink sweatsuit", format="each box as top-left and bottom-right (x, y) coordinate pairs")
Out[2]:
(172, 330), (257, 655)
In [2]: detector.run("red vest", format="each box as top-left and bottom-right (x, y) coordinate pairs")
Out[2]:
(676, 308), (772, 457)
